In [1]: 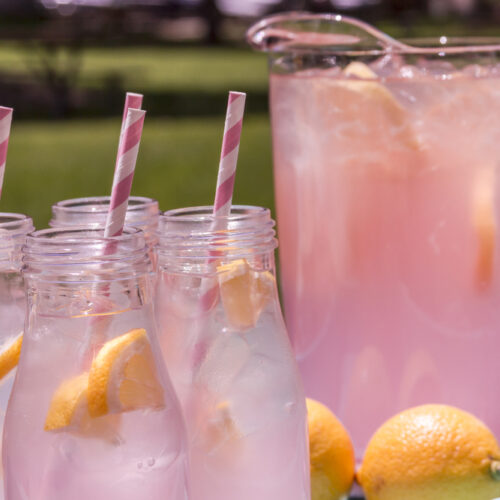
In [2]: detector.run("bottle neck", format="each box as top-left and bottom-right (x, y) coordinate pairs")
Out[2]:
(0, 213), (34, 271)
(23, 227), (152, 286)
(50, 196), (160, 246)
(156, 205), (277, 275)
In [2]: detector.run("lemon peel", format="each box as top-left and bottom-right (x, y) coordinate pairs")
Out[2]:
(0, 333), (22, 381)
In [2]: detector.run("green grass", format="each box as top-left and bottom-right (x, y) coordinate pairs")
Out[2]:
(0, 43), (273, 228)
(1, 115), (273, 229)
(0, 44), (269, 93)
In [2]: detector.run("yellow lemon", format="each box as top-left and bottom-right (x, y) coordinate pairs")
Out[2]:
(307, 398), (355, 500)
(0, 333), (23, 381)
(358, 404), (500, 500)
(87, 328), (164, 417)
(45, 372), (89, 431)
(217, 259), (275, 330)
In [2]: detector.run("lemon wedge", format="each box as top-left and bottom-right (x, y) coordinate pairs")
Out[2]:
(344, 61), (378, 79)
(45, 372), (89, 431)
(45, 371), (122, 441)
(335, 61), (420, 151)
(88, 328), (164, 418)
(0, 333), (22, 381)
(217, 259), (275, 330)
(202, 401), (241, 453)
(473, 166), (496, 289)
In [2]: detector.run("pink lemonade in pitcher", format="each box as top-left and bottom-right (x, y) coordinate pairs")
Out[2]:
(249, 13), (500, 460)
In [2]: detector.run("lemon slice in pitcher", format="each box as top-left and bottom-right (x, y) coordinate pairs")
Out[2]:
(333, 61), (421, 152)
(472, 166), (496, 289)
(88, 328), (165, 418)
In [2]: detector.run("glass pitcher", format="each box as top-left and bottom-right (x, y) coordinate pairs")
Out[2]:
(3, 226), (189, 500)
(248, 12), (500, 459)
(155, 205), (310, 500)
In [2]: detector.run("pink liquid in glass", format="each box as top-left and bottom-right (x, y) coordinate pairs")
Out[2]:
(270, 61), (500, 459)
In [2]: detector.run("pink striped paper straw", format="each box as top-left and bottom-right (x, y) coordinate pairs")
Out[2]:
(121, 92), (143, 135)
(213, 91), (246, 222)
(0, 107), (13, 200)
(198, 91), (246, 313)
(104, 107), (146, 237)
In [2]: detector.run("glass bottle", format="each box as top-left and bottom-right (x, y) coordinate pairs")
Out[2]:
(0, 213), (34, 500)
(155, 205), (310, 500)
(4, 226), (189, 500)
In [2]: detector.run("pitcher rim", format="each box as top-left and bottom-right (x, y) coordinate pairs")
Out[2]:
(247, 12), (500, 56)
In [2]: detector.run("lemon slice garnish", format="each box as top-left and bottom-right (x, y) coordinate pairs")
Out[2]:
(88, 328), (164, 418)
(45, 372), (89, 431)
(0, 333), (22, 381)
(217, 260), (275, 330)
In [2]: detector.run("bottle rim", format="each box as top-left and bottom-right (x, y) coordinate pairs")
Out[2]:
(161, 205), (270, 223)
(0, 213), (34, 264)
(0, 212), (34, 233)
(51, 196), (159, 216)
(157, 205), (277, 262)
(23, 226), (151, 282)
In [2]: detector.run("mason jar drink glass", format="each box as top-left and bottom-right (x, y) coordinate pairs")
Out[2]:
(155, 205), (310, 500)
(4, 226), (189, 500)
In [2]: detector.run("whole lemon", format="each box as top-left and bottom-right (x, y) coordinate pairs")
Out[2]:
(358, 404), (500, 500)
(307, 398), (355, 500)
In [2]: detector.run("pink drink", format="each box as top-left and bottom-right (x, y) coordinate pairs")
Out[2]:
(249, 13), (500, 460)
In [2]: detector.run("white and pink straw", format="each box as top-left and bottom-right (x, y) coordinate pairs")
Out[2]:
(213, 91), (246, 222)
(104, 96), (146, 238)
(0, 106), (13, 200)
(121, 92), (143, 136)
(198, 91), (246, 313)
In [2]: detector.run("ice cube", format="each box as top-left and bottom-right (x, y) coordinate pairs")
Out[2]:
(225, 353), (295, 437)
(196, 331), (250, 395)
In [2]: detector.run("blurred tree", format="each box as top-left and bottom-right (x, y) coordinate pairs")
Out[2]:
(200, 0), (222, 44)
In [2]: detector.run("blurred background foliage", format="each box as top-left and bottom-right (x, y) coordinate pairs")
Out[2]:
(1, 0), (500, 227)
